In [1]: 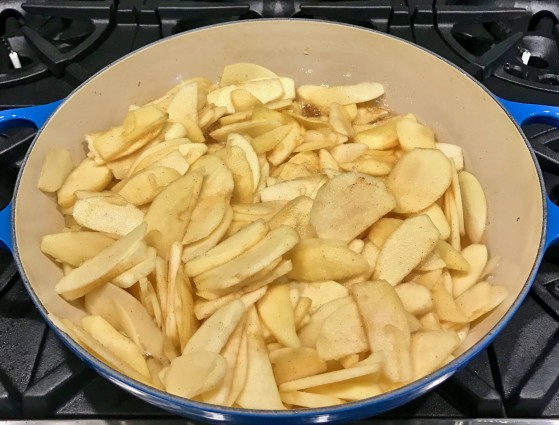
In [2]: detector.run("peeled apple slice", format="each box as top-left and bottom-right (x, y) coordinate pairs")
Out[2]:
(185, 219), (269, 277)
(55, 223), (147, 300)
(183, 299), (245, 354)
(84, 282), (169, 363)
(351, 281), (411, 382)
(193, 225), (299, 291)
(316, 301), (369, 360)
(310, 172), (396, 242)
(165, 350), (227, 399)
(410, 330), (461, 380)
(288, 238), (369, 282)
(451, 244), (488, 297)
(387, 148), (452, 213)
(396, 119), (435, 151)
(220, 63), (278, 86)
(81, 315), (150, 378)
(40, 231), (115, 267)
(296, 82), (384, 110)
(38, 148), (74, 192)
(374, 215), (440, 286)
(257, 284), (300, 348)
(458, 171), (488, 244)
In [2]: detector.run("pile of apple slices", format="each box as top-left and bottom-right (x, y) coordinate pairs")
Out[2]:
(38, 62), (507, 410)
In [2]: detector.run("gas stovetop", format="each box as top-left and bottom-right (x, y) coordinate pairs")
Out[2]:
(1, 0), (559, 423)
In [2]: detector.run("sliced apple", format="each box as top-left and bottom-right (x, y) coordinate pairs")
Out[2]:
(311, 171), (396, 242)
(257, 283), (300, 348)
(288, 238), (369, 282)
(387, 148), (452, 213)
(193, 225), (299, 291)
(297, 82), (384, 110)
(316, 301), (368, 360)
(451, 244), (488, 297)
(57, 158), (113, 208)
(374, 215), (440, 286)
(458, 171), (488, 244)
(55, 224), (147, 300)
(41, 231), (115, 267)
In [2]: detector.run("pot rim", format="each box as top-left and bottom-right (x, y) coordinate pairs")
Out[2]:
(11, 18), (548, 419)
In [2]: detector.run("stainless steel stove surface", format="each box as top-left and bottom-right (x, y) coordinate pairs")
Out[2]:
(0, 0), (558, 423)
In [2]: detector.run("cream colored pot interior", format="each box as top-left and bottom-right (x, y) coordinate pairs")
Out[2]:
(15, 20), (543, 363)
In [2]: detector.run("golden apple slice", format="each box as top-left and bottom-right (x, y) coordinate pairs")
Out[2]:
(55, 223), (147, 300)
(202, 316), (246, 405)
(316, 301), (368, 361)
(409, 203), (450, 240)
(251, 125), (292, 154)
(396, 119), (435, 151)
(84, 282), (170, 363)
(215, 145), (254, 203)
(374, 215), (440, 286)
(167, 81), (198, 124)
(220, 63), (278, 86)
(271, 347), (327, 384)
(185, 219), (268, 277)
(41, 231), (114, 267)
(231, 89), (262, 112)
(279, 363), (381, 392)
(144, 170), (204, 258)
(256, 283), (300, 348)
(194, 225), (299, 291)
(298, 296), (353, 347)
(182, 195), (228, 245)
(329, 102), (354, 137)
(436, 142), (464, 171)
(183, 299), (246, 354)
(116, 166), (181, 205)
(456, 281), (508, 321)
(410, 330), (461, 379)
(430, 281), (469, 323)
(330, 143), (368, 163)
(144, 150), (189, 175)
(260, 175), (326, 202)
(307, 375), (382, 401)
(310, 172), (396, 242)
(181, 205), (233, 262)
(81, 315), (150, 378)
(127, 138), (192, 176)
(38, 148), (74, 192)
(268, 195), (315, 239)
(436, 240), (470, 271)
(281, 391), (343, 408)
(288, 238), (369, 282)
(112, 246), (157, 288)
(368, 218), (403, 248)
(297, 82), (384, 110)
(387, 148), (452, 213)
(451, 244), (488, 297)
(210, 119), (281, 142)
(228, 133), (261, 189)
(165, 350), (227, 399)
(458, 171), (488, 244)
(268, 123), (302, 166)
(289, 281), (348, 314)
(352, 281), (412, 383)
(394, 282), (433, 316)
(57, 158), (113, 208)
(237, 308), (285, 409)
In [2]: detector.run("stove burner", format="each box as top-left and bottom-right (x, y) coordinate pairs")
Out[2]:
(433, 1), (559, 99)
(0, 0), (113, 88)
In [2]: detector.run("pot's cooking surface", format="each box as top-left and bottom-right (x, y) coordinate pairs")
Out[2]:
(0, 0), (559, 423)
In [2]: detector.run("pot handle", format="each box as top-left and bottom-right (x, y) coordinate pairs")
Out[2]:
(496, 97), (559, 127)
(0, 203), (12, 253)
(0, 100), (62, 132)
(496, 97), (559, 247)
(0, 100), (62, 253)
